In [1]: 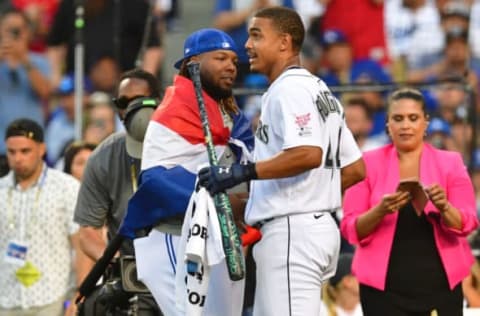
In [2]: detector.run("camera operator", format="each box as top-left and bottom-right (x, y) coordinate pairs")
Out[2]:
(73, 69), (162, 315)
(0, 8), (51, 156)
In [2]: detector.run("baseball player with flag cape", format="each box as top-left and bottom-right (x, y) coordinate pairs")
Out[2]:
(118, 59), (254, 316)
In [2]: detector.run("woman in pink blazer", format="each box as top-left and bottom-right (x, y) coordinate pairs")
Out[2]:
(341, 88), (478, 315)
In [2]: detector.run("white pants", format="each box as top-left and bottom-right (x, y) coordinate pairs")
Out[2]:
(134, 230), (244, 316)
(253, 212), (340, 316)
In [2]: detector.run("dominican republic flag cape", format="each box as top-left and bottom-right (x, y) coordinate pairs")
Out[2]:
(118, 75), (253, 316)
(118, 74), (254, 240)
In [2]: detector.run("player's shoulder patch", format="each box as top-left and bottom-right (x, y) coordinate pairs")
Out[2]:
(294, 112), (313, 137)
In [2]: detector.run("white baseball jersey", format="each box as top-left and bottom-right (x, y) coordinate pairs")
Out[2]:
(245, 68), (361, 225)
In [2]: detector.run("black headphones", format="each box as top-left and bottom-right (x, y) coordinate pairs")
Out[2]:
(123, 97), (158, 131)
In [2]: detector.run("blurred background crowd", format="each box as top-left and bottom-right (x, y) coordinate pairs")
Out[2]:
(2, 0), (480, 314)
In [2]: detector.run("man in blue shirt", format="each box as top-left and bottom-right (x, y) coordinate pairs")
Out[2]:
(0, 8), (51, 154)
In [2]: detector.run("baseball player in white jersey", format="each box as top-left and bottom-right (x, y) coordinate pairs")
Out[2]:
(198, 6), (366, 316)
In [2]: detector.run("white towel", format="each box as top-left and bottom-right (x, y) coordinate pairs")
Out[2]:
(175, 185), (229, 315)
(135, 181), (245, 316)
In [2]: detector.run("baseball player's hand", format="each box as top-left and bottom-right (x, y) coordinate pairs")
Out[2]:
(198, 163), (257, 195)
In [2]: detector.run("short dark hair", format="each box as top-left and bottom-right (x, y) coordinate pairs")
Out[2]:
(345, 97), (373, 120)
(254, 6), (305, 53)
(387, 87), (427, 117)
(63, 141), (97, 175)
(5, 118), (44, 143)
(118, 69), (161, 99)
(0, 7), (31, 29)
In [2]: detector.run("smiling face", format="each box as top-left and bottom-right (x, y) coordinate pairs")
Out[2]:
(387, 97), (429, 152)
(245, 17), (284, 81)
(192, 49), (238, 100)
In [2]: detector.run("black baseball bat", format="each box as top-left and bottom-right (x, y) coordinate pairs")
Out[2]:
(76, 234), (124, 303)
(187, 61), (245, 281)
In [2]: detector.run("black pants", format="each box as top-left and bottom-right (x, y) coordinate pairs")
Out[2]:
(360, 284), (463, 316)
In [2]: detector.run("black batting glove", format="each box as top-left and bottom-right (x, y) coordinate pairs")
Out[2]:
(198, 163), (257, 195)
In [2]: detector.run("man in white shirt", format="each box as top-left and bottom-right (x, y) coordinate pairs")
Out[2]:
(0, 119), (83, 316)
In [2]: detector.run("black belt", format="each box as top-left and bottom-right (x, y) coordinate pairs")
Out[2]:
(253, 209), (337, 229)
(252, 217), (275, 229)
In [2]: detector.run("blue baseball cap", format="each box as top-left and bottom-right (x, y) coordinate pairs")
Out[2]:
(427, 117), (451, 136)
(320, 29), (348, 48)
(57, 74), (92, 95)
(174, 28), (237, 69)
(351, 60), (392, 85)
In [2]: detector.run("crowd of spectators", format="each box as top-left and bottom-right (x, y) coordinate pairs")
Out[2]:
(2, 0), (480, 314)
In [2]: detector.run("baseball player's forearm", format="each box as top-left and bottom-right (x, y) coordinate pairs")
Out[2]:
(78, 226), (108, 262)
(255, 146), (322, 179)
(229, 192), (248, 220)
(341, 158), (366, 193)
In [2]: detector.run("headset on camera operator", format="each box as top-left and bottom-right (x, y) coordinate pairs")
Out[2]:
(73, 69), (162, 315)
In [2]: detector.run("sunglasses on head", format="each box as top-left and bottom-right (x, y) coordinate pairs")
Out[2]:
(112, 95), (146, 110)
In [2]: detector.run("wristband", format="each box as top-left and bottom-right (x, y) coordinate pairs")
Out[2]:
(244, 162), (258, 181)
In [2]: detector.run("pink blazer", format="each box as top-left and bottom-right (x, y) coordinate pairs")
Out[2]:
(341, 143), (478, 290)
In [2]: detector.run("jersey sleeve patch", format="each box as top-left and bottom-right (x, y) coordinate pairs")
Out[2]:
(294, 112), (313, 137)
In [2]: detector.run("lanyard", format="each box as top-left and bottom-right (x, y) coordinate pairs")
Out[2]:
(6, 167), (48, 237)
(130, 158), (140, 193)
(130, 163), (138, 192)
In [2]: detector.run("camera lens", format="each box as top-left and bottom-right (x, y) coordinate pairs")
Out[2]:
(121, 257), (149, 293)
